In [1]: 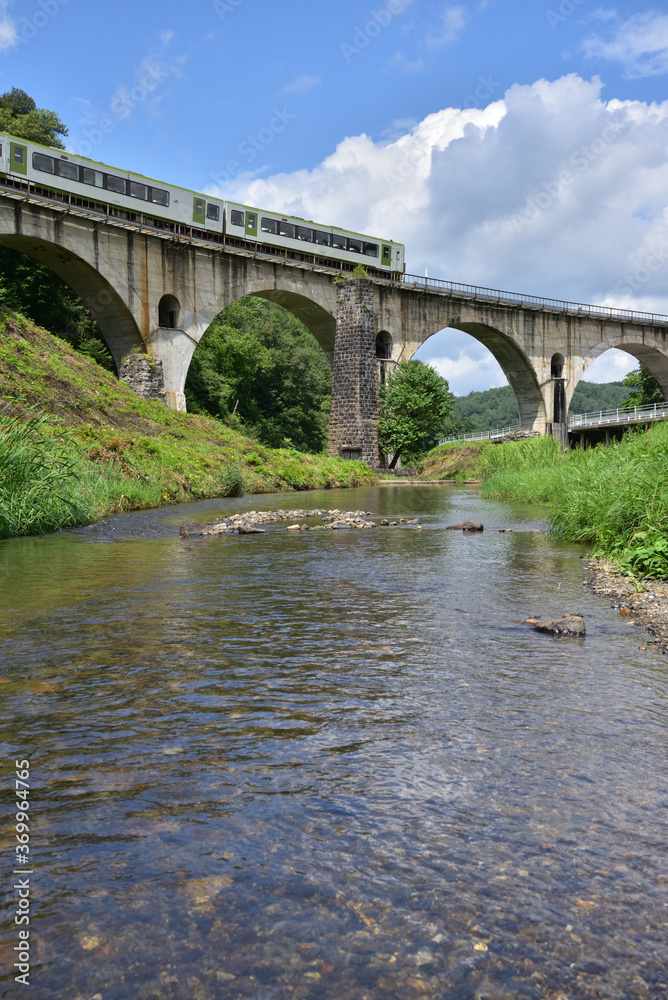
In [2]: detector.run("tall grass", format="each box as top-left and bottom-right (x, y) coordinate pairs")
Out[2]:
(479, 425), (668, 577)
(0, 412), (105, 537)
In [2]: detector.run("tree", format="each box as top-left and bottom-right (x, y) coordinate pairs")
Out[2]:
(379, 359), (454, 469)
(0, 87), (68, 148)
(185, 297), (332, 452)
(623, 363), (663, 407)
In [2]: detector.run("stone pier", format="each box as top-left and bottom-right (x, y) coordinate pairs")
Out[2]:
(327, 279), (381, 468)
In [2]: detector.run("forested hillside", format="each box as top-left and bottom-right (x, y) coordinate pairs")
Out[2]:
(451, 380), (634, 432)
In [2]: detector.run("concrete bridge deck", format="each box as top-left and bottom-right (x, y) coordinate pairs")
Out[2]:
(4, 180), (668, 468)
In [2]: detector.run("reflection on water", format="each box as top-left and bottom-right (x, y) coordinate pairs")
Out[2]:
(1, 486), (667, 999)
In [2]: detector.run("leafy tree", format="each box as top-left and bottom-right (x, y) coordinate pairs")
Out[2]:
(185, 297), (332, 452)
(0, 248), (115, 371)
(623, 363), (663, 407)
(379, 359), (454, 468)
(0, 88), (113, 368)
(0, 87), (68, 148)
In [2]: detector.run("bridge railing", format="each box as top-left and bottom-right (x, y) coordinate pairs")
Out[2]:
(569, 402), (668, 429)
(401, 274), (668, 327)
(439, 424), (520, 445)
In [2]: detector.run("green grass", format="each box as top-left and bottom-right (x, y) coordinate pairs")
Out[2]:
(475, 428), (668, 578)
(0, 308), (376, 537)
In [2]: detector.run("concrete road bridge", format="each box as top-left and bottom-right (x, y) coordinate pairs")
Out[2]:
(2, 184), (668, 468)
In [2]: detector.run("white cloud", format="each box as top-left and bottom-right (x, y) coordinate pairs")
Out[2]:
(386, 51), (425, 72)
(581, 348), (637, 383)
(207, 73), (668, 389)
(282, 74), (321, 96)
(417, 345), (507, 394)
(428, 4), (468, 47)
(582, 10), (668, 78)
(0, 0), (17, 52)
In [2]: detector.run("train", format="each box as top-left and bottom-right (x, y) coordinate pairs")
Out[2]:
(0, 131), (405, 277)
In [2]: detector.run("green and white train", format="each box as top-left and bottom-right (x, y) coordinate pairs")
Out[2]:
(0, 132), (405, 277)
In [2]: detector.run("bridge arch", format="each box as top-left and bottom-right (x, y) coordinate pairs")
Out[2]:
(412, 320), (547, 432)
(0, 233), (142, 371)
(246, 289), (336, 361)
(579, 339), (668, 400)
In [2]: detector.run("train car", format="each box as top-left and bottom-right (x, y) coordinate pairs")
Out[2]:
(0, 132), (225, 237)
(0, 131), (405, 275)
(224, 202), (404, 274)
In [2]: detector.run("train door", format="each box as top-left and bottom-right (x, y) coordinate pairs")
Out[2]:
(381, 244), (392, 269)
(193, 197), (206, 225)
(245, 211), (257, 238)
(10, 142), (27, 176)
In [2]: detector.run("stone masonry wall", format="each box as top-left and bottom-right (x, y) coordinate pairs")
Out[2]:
(119, 353), (166, 404)
(327, 279), (381, 468)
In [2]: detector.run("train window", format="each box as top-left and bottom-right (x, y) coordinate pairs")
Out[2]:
(331, 234), (346, 250)
(364, 243), (379, 257)
(296, 226), (313, 242)
(261, 217), (277, 234)
(230, 210), (244, 226)
(313, 230), (331, 246)
(194, 198), (204, 216)
(82, 167), (104, 187)
(151, 188), (170, 207)
(13, 147), (24, 165)
(129, 181), (148, 200)
(33, 152), (55, 174)
(278, 221), (295, 238)
(207, 203), (220, 221)
(57, 160), (79, 181)
(347, 239), (362, 253)
(383, 247), (391, 261)
(106, 174), (126, 195)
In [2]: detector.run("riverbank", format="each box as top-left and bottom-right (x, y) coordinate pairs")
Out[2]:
(0, 309), (374, 537)
(586, 558), (668, 653)
(420, 428), (668, 581)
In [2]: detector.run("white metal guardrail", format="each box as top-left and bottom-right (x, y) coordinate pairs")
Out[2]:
(569, 402), (668, 430)
(439, 424), (519, 445)
(401, 274), (668, 327)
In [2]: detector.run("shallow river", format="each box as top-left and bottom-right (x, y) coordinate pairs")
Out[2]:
(1, 485), (667, 1000)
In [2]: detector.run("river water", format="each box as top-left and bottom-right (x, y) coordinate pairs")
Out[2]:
(1, 485), (667, 1000)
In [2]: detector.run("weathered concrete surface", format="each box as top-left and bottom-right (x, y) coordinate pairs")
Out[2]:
(3, 192), (668, 459)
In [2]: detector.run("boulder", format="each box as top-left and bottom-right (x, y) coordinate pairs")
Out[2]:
(180, 520), (229, 538)
(534, 614), (586, 636)
(237, 525), (265, 534)
(446, 520), (484, 532)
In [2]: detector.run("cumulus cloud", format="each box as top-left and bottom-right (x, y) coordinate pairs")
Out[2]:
(283, 74), (321, 95)
(208, 73), (668, 389)
(0, 0), (17, 51)
(582, 10), (668, 78)
(423, 350), (506, 395)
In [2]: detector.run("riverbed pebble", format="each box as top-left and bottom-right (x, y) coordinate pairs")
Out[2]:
(587, 559), (668, 653)
(180, 508), (420, 537)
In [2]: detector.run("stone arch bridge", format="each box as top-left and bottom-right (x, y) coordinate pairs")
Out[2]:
(2, 189), (668, 467)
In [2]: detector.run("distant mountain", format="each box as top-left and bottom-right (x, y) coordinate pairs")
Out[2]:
(448, 381), (633, 432)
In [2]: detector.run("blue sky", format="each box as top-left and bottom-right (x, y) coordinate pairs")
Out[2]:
(2, 0), (668, 393)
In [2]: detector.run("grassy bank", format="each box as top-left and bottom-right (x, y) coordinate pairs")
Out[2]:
(0, 309), (375, 537)
(426, 429), (668, 578)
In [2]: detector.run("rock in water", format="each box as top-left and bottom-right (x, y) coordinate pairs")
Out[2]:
(446, 520), (484, 532)
(180, 520), (229, 538)
(237, 525), (265, 534)
(534, 614), (586, 636)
